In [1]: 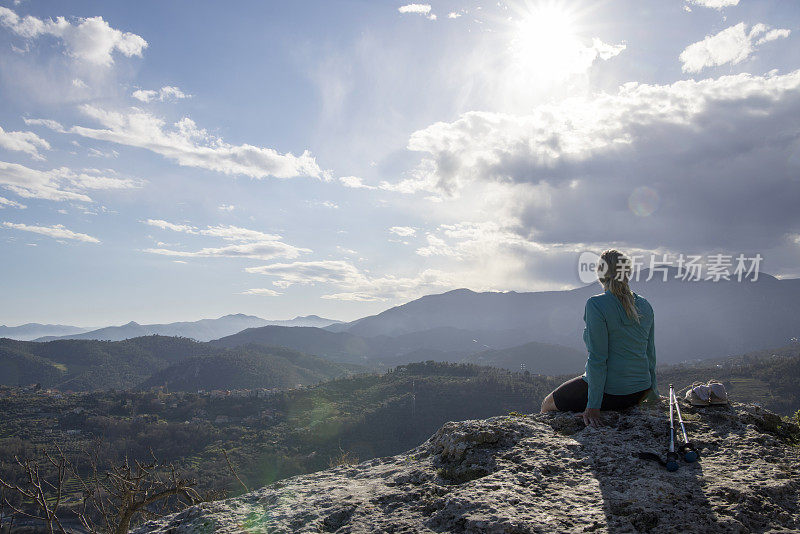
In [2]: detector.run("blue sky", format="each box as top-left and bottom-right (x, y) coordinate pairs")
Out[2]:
(1, 0), (799, 326)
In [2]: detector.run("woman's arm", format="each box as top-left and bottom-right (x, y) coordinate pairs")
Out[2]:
(583, 298), (609, 411)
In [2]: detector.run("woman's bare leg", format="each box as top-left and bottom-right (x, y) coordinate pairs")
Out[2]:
(540, 392), (558, 413)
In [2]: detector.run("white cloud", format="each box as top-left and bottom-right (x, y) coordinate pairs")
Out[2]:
(311, 200), (339, 209)
(378, 159), (440, 194)
(131, 89), (157, 103)
(245, 260), (360, 287)
(0, 196), (26, 209)
(755, 28), (793, 46)
(447, 12), (462, 19)
(70, 172), (140, 190)
(240, 288), (282, 296)
(0, 161), (138, 202)
(415, 221), (543, 261)
(591, 38), (627, 61)
(688, 0), (739, 9)
(339, 175), (377, 189)
(398, 4), (430, 14)
(0, 124), (50, 158)
(201, 225), (285, 242)
(132, 86), (190, 103)
(320, 292), (389, 302)
(398, 4), (436, 20)
(389, 226), (416, 237)
(2, 221), (99, 243)
(416, 233), (459, 257)
(245, 258), (456, 301)
(23, 118), (65, 132)
(322, 267), (455, 301)
(40, 106), (325, 180)
(0, 7), (147, 66)
(408, 220), (594, 290)
(336, 245), (358, 255)
(87, 147), (119, 158)
(218, 204), (235, 212)
(142, 219), (311, 261)
(143, 219), (195, 233)
(72, 78), (87, 89)
(680, 23), (790, 73)
(145, 242), (305, 261)
(391, 69), (800, 257)
(403, 70), (800, 195)
(144, 219), (287, 242)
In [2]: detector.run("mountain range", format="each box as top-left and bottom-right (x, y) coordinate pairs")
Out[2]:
(317, 268), (800, 365)
(0, 336), (357, 391)
(0, 323), (93, 341)
(28, 314), (341, 342)
(6, 268), (800, 371)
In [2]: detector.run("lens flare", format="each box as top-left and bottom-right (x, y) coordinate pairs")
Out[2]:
(628, 186), (660, 217)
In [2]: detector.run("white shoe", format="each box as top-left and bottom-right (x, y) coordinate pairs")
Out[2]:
(708, 380), (728, 405)
(685, 383), (711, 406)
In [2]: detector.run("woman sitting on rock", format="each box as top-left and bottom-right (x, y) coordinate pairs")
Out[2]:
(540, 249), (659, 427)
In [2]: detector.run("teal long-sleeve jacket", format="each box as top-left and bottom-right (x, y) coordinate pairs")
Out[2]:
(582, 290), (659, 410)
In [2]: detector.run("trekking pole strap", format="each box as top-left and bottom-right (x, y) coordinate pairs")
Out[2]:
(636, 451), (681, 470)
(636, 452), (667, 467)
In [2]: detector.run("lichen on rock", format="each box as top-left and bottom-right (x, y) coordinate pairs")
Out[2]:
(135, 401), (800, 533)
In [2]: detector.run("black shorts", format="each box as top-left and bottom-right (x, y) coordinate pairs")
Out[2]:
(551, 375), (650, 412)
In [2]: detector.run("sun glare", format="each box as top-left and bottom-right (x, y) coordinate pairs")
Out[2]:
(509, 2), (590, 83)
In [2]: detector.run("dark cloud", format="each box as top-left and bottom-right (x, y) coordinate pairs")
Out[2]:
(406, 71), (800, 257)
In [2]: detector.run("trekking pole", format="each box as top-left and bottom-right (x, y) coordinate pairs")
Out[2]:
(666, 384), (680, 471)
(672, 387), (699, 463)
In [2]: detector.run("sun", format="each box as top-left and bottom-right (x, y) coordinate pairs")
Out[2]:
(508, 2), (590, 83)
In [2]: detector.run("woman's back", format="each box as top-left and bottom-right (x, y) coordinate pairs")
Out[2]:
(540, 248), (659, 424)
(588, 290), (653, 358)
(583, 290), (655, 400)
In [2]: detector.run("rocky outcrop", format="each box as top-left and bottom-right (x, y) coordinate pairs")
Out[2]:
(136, 402), (800, 533)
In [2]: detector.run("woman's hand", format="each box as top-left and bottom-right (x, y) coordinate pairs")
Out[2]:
(582, 408), (602, 428)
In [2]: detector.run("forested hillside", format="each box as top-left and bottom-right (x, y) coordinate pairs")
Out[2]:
(0, 336), (357, 391)
(463, 341), (586, 375)
(0, 363), (562, 525)
(142, 345), (362, 390)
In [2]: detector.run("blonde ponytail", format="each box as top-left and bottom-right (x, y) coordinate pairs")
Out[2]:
(598, 249), (640, 323)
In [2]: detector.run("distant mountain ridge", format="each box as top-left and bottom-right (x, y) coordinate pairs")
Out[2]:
(31, 314), (342, 342)
(0, 323), (93, 341)
(320, 269), (800, 364)
(11, 268), (800, 369)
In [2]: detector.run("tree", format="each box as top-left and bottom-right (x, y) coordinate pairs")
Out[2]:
(0, 447), (68, 534)
(0, 444), (209, 534)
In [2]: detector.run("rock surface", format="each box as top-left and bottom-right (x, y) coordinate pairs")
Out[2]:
(136, 402), (800, 533)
